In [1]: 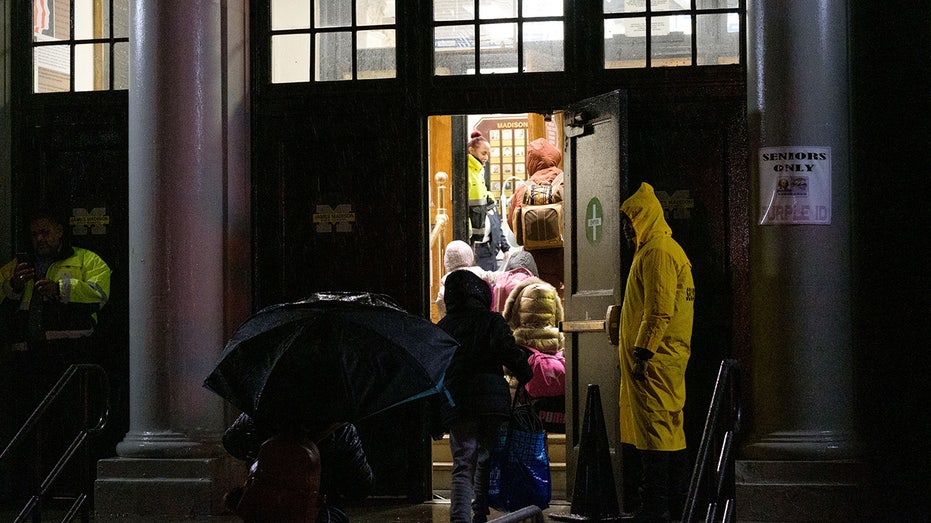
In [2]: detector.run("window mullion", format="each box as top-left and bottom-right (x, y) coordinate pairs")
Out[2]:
(474, 0), (481, 74)
(70, 0), (76, 91)
(645, 1), (652, 68)
(516, 0), (523, 73)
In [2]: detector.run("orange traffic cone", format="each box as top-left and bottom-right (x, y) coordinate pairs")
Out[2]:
(550, 384), (622, 521)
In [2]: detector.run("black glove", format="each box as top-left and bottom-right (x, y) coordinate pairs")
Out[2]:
(633, 347), (654, 381)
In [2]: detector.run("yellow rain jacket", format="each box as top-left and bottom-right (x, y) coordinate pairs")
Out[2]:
(467, 153), (490, 241)
(618, 182), (695, 451)
(1, 247), (111, 341)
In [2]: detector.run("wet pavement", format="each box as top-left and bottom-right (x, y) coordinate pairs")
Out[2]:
(351, 496), (574, 523)
(1, 496), (575, 522)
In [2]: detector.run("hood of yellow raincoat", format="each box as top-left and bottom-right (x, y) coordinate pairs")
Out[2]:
(620, 182), (671, 250)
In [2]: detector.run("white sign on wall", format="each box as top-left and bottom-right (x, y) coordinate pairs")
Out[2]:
(759, 146), (832, 225)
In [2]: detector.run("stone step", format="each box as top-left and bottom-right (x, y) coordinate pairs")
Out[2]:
(432, 461), (567, 497)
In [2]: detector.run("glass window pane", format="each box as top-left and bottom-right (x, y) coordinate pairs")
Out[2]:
(434, 0), (476, 22)
(524, 0), (562, 17)
(114, 42), (129, 90)
(75, 43), (108, 91)
(605, 18), (645, 68)
(357, 29), (396, 79)
(604, 0), (644, 14)
(34, 0), (70, 40)
(434, 25), (475, 75)
(652, 0), (685, 12)
(435, 24), (475, 49)
(75, 0), (105, 39)
(480, 22), (515, 48)
(696, 13), (739, 65)
(358, 0), (395, 26)
(523, 21), (563, 72)
(651, 15), (691, 66)
(272, 34), (311, 83)
(480, 22), (517, 73)
(315, 31), (353, 81)
(646, 14), (679, 35)
(272, 0), (310, 30)
(316, 0), (352, 28)
(480, 0), (516, 19)
(34, 45), (71, 93)
(114, 0), (129, 38)
(697, 0), (738, 8)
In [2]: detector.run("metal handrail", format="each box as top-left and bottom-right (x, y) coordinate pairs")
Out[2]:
(489, 505), (544, 522)
(430, 170), (450, 251)
(682, 359), (741, 523)
(0, 363), (111, 523)
(429, 213), (449, 249)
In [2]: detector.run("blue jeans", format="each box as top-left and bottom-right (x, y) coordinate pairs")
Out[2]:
(448, 417), (504, 523)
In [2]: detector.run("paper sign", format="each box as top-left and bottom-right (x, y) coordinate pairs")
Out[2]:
(759, 146), (831, 225)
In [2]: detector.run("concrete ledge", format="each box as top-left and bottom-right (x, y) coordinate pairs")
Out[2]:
(735, 460), (865, 522)
(94, 457), (248, 522)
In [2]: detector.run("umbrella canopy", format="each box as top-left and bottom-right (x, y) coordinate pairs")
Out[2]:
(204, 292), (459, 425)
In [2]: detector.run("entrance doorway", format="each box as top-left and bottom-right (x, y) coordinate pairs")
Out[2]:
(425, 92), (630, 503)
(427, 112), (565, 323)
(426, 110), (572, 500)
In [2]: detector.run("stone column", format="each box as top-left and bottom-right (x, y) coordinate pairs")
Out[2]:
(737, 0), (863, 520)
(0, 0), (10, 261)
(95, 0), (250, 520)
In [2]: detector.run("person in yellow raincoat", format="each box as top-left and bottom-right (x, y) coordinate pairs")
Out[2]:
(617, 182), (695, 522)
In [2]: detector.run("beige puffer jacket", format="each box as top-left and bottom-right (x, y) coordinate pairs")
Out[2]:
(502, 277), (564, 355)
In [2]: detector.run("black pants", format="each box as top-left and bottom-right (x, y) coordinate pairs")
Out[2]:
(623, 445), (690, 522)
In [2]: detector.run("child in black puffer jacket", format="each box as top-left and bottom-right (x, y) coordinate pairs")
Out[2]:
(437, 269), (533, 523)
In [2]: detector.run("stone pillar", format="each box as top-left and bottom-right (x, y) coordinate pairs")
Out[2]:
(0, 0), (10, 261)
(737, 0), (864, 520)
(95, 0), (250, 520)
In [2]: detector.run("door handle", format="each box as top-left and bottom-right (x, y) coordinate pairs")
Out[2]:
(560, 305), (621, 345)
(605, 304), (620, 345)
(560, 319), (605, 332)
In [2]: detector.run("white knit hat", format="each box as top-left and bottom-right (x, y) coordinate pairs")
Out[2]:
(444, 240), (475, 272)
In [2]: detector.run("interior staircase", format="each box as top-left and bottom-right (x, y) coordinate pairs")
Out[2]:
(431, 433), (567, 500)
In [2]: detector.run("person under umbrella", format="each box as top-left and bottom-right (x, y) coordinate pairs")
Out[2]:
(223, 413), (373, 523)
(436, 270), (533, 523)
(204, 292), (460, 426)
(204, 292), (457, 522)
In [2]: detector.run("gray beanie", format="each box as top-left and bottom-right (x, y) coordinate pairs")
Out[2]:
(504, 249), (539, 277)
(444, 240), (474, 272)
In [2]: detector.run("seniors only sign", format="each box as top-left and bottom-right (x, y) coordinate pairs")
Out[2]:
(759, 146), (831, 225)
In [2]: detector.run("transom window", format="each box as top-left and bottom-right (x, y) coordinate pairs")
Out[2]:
(432, 0), (565, 75)
(270, 0), (398, 83)
(27, 0), (744, 92)
(32, 0), (129, 93)
(603, 0), (741, 68)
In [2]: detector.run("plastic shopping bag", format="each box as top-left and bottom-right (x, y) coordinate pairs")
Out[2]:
(487, 402), (551, 511)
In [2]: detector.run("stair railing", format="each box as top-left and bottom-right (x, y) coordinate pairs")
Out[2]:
(430, 171), (450, 316)
(0, 363), (110, 523)
(682, 358), (741, 523)
(430, 170), (450, 250)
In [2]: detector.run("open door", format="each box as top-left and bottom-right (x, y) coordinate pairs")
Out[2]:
(560, 90), (629, 507)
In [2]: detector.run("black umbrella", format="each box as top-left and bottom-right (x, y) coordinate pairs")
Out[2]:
(204, 292), (458, 425)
